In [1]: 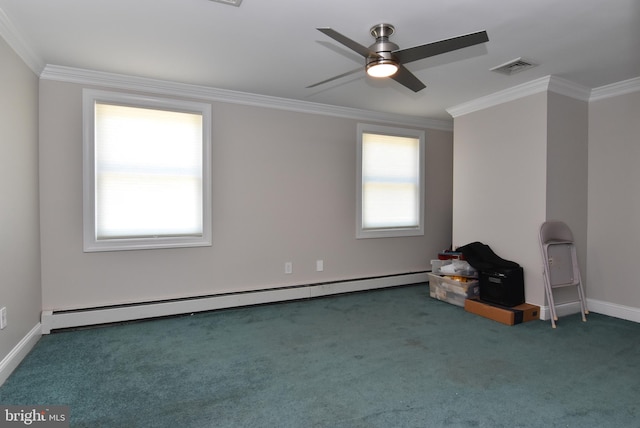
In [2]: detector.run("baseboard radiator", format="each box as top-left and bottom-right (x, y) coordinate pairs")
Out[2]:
(41, 272), (429, 334)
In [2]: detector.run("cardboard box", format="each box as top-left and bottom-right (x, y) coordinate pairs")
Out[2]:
(464, 298), (540, 325)
(428, 273), (479, 307)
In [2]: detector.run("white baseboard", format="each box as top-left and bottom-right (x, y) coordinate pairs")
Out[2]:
(539, 300), (583, 321)
(586, 298), (640, 323)
(41, 272), (429, 334)
(0, 323), (42, 386)
(539, 298), (640, 324)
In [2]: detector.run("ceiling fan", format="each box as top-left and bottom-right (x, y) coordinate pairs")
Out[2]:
(308, 24), (489, 92)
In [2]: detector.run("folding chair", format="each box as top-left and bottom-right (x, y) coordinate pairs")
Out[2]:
(539, 221), (588, 328)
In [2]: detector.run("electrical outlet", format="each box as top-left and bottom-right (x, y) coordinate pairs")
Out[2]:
(285, 262), (293, 274)
(316, 259), (324, 272)
(0, 307), (6, 330)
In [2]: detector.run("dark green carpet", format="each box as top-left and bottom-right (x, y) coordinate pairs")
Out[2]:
(1, 284), (639, 427)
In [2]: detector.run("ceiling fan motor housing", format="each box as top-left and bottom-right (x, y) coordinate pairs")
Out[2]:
(366, 24), (400, 72)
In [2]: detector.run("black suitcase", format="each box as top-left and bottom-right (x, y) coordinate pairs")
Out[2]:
(479, 267), (525, 307)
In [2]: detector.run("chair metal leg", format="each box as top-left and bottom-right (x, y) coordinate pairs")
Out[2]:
(543, 270), (557, 328)
(576, 281), (588, 322)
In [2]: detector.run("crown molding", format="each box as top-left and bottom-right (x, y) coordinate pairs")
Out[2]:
(447, 75), (591, 118)
(590, 76), (640, 102)
(0, 7), (44, 74)
(547, 76), (591, 101)
(447, 76), (552, 118)
(40, 64), (452, 131)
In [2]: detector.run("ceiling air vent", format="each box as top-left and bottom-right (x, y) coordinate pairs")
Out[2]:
(209, 0), (243, 6)
(490, 57), (537, 75)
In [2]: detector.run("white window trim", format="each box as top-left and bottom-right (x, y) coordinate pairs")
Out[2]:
(82, 89), (212, 252)
(356, 123), (425, 239)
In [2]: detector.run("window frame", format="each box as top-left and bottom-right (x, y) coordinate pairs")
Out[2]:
(356, 123), (425, 239)
(82, 89), (212, 252)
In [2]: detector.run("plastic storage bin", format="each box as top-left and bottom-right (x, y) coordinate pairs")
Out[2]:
(427, 273), (479, 307)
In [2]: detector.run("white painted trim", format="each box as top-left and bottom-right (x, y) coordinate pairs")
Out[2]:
(39, 65), (452, 131)
(590, 76), (640, 101)
(0, 7), (44, 74)
(538, 298), (639, 324)
(356, 123), (425, 239)
(447, 75), (591, 118)
(0, 323), (42, 386)
(539, 300), (583, 321)
(447, 76), (550, 118)
(547, 76), (592, 101)
(41, 273), (429, 334)
(586, 298), (640, 323)
(81, 89), (213, 252)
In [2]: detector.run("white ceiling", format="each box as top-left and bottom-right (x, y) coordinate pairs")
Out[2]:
(1, 0), (639, 120)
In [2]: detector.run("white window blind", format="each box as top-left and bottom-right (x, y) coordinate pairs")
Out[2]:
(357, 124), (424, 239)
(95, 103), (203, 239)
(362, 132), (420, 229)
(83, 90), (212, 252)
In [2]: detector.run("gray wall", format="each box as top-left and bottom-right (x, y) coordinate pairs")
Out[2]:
(0, 38), (41, 363)
(588, 90), (640, 309)
(545, 91), (589, 305)
(452, 83), (639, 318)
(38, 79), (454, 311)
(452, 92), (548, 305)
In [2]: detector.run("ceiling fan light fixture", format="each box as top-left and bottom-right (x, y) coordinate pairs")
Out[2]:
(366, 59), (399, 78)
(312, 24), (488, 92)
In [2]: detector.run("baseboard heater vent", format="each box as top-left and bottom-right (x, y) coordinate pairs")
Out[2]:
(41, 272), (428, 334)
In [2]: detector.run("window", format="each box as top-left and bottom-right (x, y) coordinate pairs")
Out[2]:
(83, 89), (212, 252)
(357, 123), (425, 238)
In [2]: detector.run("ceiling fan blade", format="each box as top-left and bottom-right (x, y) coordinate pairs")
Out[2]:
(317, 28), (378, 58)
(306, 67), (362, 89)
(390, 64), (426, 92)
(394, 30), (489, 64)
